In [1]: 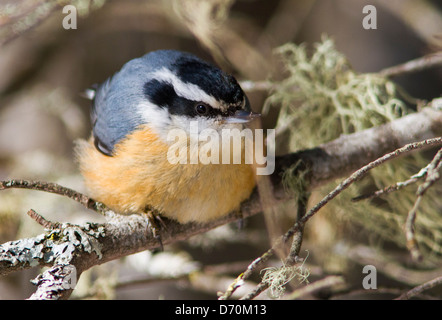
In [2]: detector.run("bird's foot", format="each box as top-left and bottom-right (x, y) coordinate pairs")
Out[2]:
(143, 208), (167, 251)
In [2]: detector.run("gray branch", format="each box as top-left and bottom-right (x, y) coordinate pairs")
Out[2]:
(28, 264), (77, 300)
(1, 106), (441, 299)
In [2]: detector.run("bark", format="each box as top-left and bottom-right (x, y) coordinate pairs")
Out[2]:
(0, 106), (441, 299)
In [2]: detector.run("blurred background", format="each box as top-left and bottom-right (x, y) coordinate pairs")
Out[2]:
(0, 0), (441, 299)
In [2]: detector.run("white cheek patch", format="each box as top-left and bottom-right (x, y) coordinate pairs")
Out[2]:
(136, 100), (217, 141)
(149, 68), (220, 109)
(169, 116), (243, 141)
(171, 115), (216, 134)
(136, 100), (172, 139)
(137, 99), (245, 143)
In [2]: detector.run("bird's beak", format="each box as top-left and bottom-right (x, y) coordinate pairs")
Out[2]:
(223, 110), (261, 124)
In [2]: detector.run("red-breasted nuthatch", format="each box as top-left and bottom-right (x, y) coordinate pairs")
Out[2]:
(76, 50), (258, 224)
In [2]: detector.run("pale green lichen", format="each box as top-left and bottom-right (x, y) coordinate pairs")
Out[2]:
(1, 234), (46, 267)
(1, 222), (105, 271)
(55, 223), (104, 263)
(261, 253), (310, 299)
(267, 35), (442, 259)
(264, 35), (415, 150)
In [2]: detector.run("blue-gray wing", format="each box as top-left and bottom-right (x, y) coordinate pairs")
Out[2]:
(90, 72), (145, 156)
(89, 50), (201, 156)
(91, 79), (114, 156)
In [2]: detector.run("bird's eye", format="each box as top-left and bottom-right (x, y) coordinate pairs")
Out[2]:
(195, 103), (209, 115)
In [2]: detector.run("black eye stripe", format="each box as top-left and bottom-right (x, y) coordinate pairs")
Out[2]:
(143, 79), (246, 120)
(143, 79), (175, 107)
(144, 79), (195, 117)
(144, 79), (226, 118)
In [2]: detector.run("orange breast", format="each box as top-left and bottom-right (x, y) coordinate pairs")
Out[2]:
(76, 125), (256, 223)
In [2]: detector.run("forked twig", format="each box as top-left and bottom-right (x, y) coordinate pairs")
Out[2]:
(404, 147), (442, 261)
(222, 137), (442, 300)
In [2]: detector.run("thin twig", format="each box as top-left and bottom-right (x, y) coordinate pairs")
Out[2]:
(27, 209), (60, 229)
(285, 275), (345, 300)
(379, 52), (442, 77)
(1, 111), (441, 299)
(404, 197), (423, 261)
(239, 281), (269, 300)
(218, 249), (274, 300)
(404, 147), (442, 261)
(0, 2), (63, 47)
(395, 275), (442, 300)
(351, 149), (439, 202)
(283, 138), (442, 244)
(221, 137), (442, 299)
(0, 180), (109, 215)
(285, 192), (309, 265)
(351, 175), (421, 202)
(228, 178), (308, 300)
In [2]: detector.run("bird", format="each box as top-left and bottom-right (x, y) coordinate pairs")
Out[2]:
(76, 50), (258, 224)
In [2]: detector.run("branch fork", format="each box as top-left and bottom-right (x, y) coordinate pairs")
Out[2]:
(0, 106), (441, 299)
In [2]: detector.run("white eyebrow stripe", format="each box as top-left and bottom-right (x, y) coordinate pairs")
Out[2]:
(149, 68), (220, 108)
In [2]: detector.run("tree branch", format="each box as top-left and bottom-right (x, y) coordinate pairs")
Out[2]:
(232, 135), (442, 300)
(0, 106), (441, 299)
(395, 275), (442, 300)
(0, 180), (108, 215)
(404, 147), (442, 262)
(379, 51), (442, 77)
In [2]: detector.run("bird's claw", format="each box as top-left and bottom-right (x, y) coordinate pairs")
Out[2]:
(143, 209), (166, 251)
